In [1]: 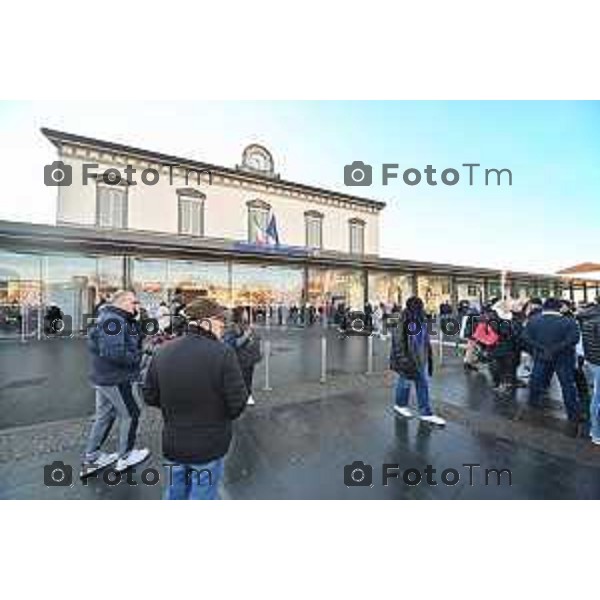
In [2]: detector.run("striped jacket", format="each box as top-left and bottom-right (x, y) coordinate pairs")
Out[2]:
(578, 304), (600, 366)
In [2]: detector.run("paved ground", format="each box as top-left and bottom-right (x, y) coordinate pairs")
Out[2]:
(1, 327), (599, 499)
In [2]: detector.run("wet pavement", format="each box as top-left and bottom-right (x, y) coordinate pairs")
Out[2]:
(1, 327), (599, 499)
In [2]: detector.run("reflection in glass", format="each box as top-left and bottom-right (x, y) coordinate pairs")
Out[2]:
(44, 254), (124, 332)
(417, 275), (451, 315)
(0, 251), (41, 338)
(132, 258), (230, 315)
(368, 272), (413, 307)
(232, 264), (303, 307)
(307, 268), (364, 310)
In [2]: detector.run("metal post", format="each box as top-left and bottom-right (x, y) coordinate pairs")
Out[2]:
(320, 335), (327, 384)
(262, 339), (272, 391)
(438, 316), (443, 366)
(367, 334), (373, 374)
(20, 303), (27, 343)
(37, 256), (44, 341)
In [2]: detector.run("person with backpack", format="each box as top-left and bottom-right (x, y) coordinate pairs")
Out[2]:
(389, 296), (446, 426)
(223, 306), (262, 406)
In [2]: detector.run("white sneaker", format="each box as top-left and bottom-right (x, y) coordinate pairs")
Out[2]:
(247, 395), (256, 405)
(115, 448), (150, 472)
(419, 414), (447, 426)
(80, 452), (118, 478)
(393, 405), (414, 418)
(591, 437), (600, 446)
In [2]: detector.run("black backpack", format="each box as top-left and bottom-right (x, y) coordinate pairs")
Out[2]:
(236, 332), (263, 368)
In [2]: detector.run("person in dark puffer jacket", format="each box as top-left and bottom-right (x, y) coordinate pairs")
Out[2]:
(521, 297), (581, 431)
(578, 298), (600, 445)
(81, 290), (150, 477)
(143, 298), (248, 500)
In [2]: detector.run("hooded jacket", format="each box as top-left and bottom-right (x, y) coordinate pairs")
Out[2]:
(88, 305), (143, 386)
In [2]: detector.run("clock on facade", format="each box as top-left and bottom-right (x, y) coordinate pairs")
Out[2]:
(238, 144), (279, 178)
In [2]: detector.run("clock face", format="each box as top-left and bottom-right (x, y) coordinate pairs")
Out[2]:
(248, 153), (267, 171)
(243, 145), (274, 174)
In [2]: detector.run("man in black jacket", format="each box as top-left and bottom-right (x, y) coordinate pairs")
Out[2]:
(578, 298), (600, 445)
(143, 298), (248, 500)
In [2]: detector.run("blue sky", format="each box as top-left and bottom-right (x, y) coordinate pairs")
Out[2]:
(0, 100), (598, 274)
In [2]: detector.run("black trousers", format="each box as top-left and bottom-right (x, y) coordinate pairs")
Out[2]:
(242, 366), (254, 395)
(490, 353), (518, 386)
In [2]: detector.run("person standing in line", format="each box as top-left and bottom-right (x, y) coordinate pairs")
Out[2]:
(81, 290), (150, 477)
(143, 299), (248, 500)
(389, 296), (446, 426)
(578, 297), (600, 445)
(223, 306), (262, 406)
(522, 297), (581, 434)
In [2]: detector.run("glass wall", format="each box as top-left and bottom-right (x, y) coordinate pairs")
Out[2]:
(168, 259), (229, 306)
(231, 263), (303, 307)
(0, 250), (124, 338)
(417, 275), (451, 315)
(0, 251), (42, 338)
(132, 258), (230, 314)
(44, 255), (124, 332)
(308, 268), (365, 310)
(456, 280), (484, 307)
(368, 272), (413, 308)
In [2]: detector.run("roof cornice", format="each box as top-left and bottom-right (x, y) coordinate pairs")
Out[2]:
(41, 127), (386, 212)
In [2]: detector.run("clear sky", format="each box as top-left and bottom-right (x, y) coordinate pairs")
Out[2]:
(0, 100), (598, 275)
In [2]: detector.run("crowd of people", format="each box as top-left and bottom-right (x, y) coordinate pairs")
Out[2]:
(77, 287), (600, 500)
(387, 294), (600, 443)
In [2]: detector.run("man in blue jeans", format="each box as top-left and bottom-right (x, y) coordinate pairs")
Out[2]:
(522, 298), (581, 434)
(578, 298), (600, 445)
(389, 296), (446, 426)
(143, 298), (248, 500)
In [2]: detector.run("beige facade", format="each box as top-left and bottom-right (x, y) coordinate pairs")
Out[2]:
(52, 135), (382, 256)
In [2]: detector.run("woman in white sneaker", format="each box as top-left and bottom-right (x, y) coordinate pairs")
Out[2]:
(389, 296), (446, 426)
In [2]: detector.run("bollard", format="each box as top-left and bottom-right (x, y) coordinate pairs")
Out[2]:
(320, 335), (327, 384)
(262, 339), (272, 391)
(367, 334), (373, 374)
(438, 318), (444, 367)
(20, 304), (27, 343)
